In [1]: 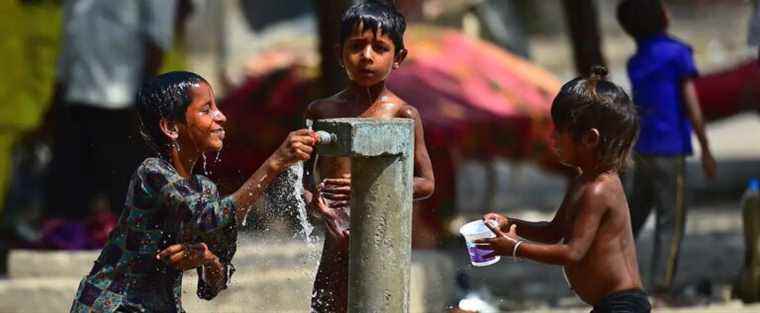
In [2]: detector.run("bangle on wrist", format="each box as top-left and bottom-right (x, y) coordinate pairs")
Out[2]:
(512, 240), (524, 260)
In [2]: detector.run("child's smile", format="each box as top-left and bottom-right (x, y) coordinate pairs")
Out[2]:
(179, 82), (227, 152)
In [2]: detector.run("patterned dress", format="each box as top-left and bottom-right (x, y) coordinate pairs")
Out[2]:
(70, 157), (238, 312)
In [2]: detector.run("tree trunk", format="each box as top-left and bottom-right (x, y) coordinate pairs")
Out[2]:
(315, 0), (351, 96)
(562, 0), (606, 76)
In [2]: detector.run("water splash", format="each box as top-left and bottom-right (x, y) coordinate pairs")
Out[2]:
(305, 118), (315, 178)
(214, 148), (222, 163)
(246, 127), (323, 311)
(305, 118), (313, 131)
(291, 163), (315, 245)
(262, 162), (315, 245)
(201, 153), (208, 175)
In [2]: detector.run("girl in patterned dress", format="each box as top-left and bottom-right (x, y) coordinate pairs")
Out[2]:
(70, 71), (318, 312)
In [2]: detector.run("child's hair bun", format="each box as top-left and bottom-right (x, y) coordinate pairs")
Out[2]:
(589, 65), (609, 80)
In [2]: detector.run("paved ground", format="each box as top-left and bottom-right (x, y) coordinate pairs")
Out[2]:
(441, 202), (759, 312)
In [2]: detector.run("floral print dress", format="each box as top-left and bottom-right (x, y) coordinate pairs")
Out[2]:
(70, 157), (238, 312)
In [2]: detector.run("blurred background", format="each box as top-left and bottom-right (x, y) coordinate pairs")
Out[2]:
(1, 0), (759, 312)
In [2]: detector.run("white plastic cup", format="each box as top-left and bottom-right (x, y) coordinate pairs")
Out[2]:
(459, 220), (501, 266)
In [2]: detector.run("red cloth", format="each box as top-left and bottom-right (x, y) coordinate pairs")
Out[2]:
(695, 59), (760, 121)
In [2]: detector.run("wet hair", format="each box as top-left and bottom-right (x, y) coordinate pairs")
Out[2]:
(340, 0), (406, 54)
(617, 0), (668, 40)
(136, 71), (208, 154)
(551, 66), (640, 172)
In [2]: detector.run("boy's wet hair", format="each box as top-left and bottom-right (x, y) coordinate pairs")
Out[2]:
(340, 1), (406, 54)
(551, 66), (640, 172)
(136, 71), (207, 154)
(617, 0), (668, 40)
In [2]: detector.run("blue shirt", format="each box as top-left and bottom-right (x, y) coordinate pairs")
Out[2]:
(627, 34), (699, 156)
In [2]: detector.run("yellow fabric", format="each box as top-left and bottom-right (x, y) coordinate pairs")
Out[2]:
(0, 2), (186, 214)
(0, 2), (62, 212)
(160, 41), (188, 74)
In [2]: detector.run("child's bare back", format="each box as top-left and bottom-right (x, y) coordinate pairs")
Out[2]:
(559, 172), (642, 305)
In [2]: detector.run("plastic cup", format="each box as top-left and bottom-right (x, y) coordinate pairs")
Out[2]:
(459, 220), (501, 266)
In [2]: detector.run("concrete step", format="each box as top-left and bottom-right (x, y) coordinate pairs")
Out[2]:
(511, 301), (760, 313)
(1, 241), (455, 313)
(8, 240), (322, 279)
(0, 270), (315, 313)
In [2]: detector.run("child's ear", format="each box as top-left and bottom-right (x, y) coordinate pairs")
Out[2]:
(393, 48), (408, 69)
(582, 128), (600, 148)
(159, 118), (180, 141)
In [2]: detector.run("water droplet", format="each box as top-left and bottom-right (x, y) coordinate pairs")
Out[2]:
(261, 162), (315, 245)
(201, 153), (208, 175)
(215, 148), (222, 163)
(305, 119), (313, 131)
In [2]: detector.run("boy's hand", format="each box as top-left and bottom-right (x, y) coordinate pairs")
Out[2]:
(483, 213), (509, 232)
(270, 129), (317, 171)
(312, 178), (351, 249)
(320, 178), (352, 203)
(475, 223), (520, 258)
(701, 151), (717, 180)
(157, 243), (219, 271)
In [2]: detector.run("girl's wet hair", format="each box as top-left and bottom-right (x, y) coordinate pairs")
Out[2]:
(136, 71), (208, 154)
(551, 65), (640, 172)
(340, 0), (406, 54)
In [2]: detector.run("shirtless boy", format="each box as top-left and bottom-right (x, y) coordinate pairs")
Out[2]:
(477, 66), (650, 313)
(304, 2), (434, 312)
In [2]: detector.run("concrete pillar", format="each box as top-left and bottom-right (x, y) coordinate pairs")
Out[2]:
(314, 118), (415, 313)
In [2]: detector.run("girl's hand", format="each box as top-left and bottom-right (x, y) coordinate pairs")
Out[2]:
(474, 224), (520, 258)
(270, 129), (317, 172)
(157, 242), (219, 271)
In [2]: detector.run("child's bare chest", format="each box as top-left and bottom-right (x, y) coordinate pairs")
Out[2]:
(319, 98), (401, 118)
(559, 186), (586, 238)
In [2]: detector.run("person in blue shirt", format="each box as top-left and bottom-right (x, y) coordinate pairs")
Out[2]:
(617, 0), (716, 303)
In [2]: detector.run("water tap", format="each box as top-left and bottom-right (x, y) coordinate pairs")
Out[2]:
(315, 131), (337, 145)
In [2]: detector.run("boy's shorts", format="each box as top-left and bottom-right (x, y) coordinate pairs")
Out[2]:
(591, 289), (651, 313)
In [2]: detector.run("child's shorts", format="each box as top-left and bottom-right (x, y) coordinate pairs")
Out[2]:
(591, 289), (651, 313)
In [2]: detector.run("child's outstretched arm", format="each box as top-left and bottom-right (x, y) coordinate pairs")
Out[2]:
(231, 129), (318, 221)
(683, 79), (716, 179)
(478, 185), (607, 266)
(155, 130), (317, 236)
(483, 211), (564, 244)
(400, 106), (435, 200)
